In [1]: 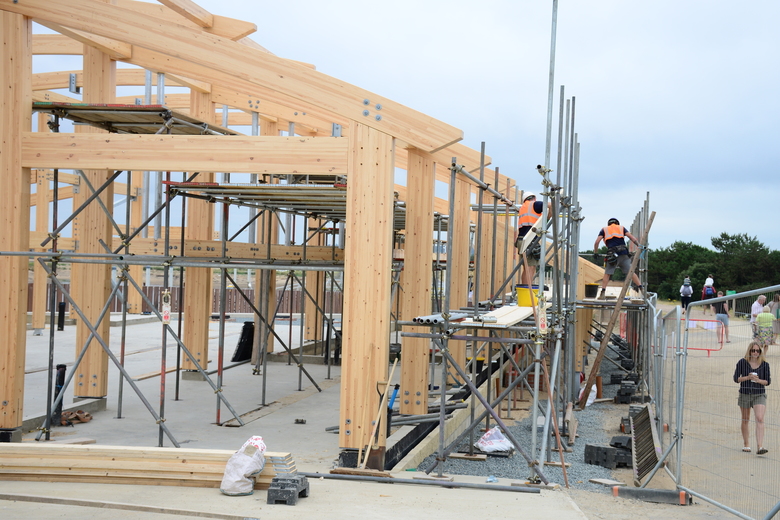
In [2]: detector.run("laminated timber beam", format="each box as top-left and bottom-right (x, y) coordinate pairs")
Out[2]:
(125, 46), (355, 132)
(21, 133), (349, 175)
(2, 0), (462, 152)
(127, 238), (343, 263)
(158, 0), (213, 29)
(35, 21), (131, 60)
(114, 0), (256, 41)
(0, 11), (32, 430)
(33, 68), (204, 92)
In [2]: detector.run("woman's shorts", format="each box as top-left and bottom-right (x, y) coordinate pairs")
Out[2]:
(716, 313), (729, 326)
(738, 392), (767, 408)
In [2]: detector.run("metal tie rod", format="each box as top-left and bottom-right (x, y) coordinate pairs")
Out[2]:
(40, 169), (123, 248)
(40, 261), (182, 447)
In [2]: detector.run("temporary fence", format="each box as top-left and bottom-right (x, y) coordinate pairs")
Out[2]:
(653, 286), (780, 520)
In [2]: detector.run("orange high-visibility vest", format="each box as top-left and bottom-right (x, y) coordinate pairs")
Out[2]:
(518, 200), (541, 228)
(603, 224), (625, 241)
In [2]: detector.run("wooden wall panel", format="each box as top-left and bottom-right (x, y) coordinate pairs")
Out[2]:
(339, 123), (394, 451)
(0, 12), (32, 429)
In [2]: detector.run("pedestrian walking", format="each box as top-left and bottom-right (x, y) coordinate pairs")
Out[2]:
(769, 294), (780, 345)
(711, 291), (730, 343)
(680, 276), (693, 314)
(701, 277), (716, 316)
(751, 295), (767, 338)
(756, 305), (774, 352)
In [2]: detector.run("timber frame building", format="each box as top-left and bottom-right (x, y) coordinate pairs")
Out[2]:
(1, 0), (619, 469)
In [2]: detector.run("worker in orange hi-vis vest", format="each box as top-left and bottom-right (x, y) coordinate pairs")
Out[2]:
(592, 218), (644, 300)
(514, 192), (550, 288)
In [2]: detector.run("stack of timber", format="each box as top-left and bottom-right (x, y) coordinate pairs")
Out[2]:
(0, 444), (294, 489)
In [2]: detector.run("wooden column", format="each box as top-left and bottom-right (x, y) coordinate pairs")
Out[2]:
(476, 210), (509, 301)
(126, 171), (143, 314)
(254, 120), (278, 361)
(448, 176), (471, 370)
(0, 11), (32, 429)
(475, 207), (494, 300)
(181, 90), (215, 371)
(303, 217), (324, 344)
(399, 149), (434, 415)
(31, 114), (51, 331)
(71, 44), (115, 398)
(339, 124), (394, 450)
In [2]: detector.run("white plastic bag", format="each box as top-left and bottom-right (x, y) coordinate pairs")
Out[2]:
(474, 426), (513, 453)
(220, 436), (267, 496)
(578, 384), (598, 407)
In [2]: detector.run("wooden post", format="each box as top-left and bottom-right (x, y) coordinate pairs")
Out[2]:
(399, 148), (434, 416)
(339, 123), (394, 450)
(126, 171), (144, 314)
(0, 11), (32, 429)
(448, 175), (471, 371)
(253, 120), (279, 362)
(31, 118), (51, 332)
(303, 217), (325, 345)
(181, 90), (215, 372)
(70, 44), (115, 398)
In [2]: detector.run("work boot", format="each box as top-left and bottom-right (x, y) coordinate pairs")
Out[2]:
(597, 289), (606, 300)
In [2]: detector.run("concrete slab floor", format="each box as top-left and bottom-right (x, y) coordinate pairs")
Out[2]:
(7, 315), (589, 519)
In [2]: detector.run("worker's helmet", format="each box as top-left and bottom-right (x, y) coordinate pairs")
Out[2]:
(607, 218), (620, 226)
(523, 192), (536, 202)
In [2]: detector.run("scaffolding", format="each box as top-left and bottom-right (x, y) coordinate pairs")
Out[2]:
(0, 4), (663, 487)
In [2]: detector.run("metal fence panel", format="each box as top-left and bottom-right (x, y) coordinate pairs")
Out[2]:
(680, 287), (780, 519)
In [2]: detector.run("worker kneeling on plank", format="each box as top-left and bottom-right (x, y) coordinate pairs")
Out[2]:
(593, 218), (643, 299)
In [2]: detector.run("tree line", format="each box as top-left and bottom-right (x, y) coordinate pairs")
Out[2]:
(646, 233), (780, 301)
(584, 233), (780, 301)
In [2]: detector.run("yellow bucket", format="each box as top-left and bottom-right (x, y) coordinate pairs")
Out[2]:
(516, 284), (538, 307)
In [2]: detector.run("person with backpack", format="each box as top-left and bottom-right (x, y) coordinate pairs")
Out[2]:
(680, 276), (694, 314)
(702, 278), (717, 315)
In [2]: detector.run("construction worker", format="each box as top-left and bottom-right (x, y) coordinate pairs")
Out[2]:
(593, 218), (643, 299)
(515, 192), (550, 288)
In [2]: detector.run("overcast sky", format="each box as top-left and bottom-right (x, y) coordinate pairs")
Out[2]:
(31, 1), (779, 251)
(187, 0), (778, 251)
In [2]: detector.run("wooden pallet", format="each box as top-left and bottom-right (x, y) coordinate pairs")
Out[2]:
(0, 443), (294, 489)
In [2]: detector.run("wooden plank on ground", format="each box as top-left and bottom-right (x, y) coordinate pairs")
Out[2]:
(0, 444), (293, 489)
(45, 437), (96, 445)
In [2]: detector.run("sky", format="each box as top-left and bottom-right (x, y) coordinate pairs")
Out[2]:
(31, 1), (780, 251)
(188, 0), (778, 252)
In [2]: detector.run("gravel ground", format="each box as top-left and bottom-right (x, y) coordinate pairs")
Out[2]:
(417, 342), (634, 492)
